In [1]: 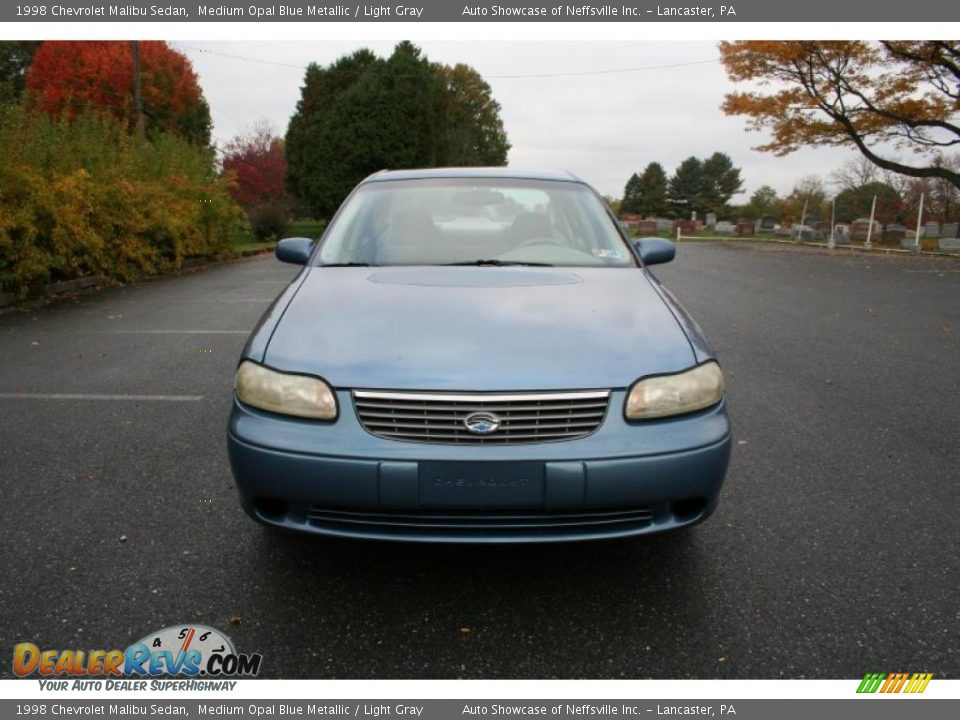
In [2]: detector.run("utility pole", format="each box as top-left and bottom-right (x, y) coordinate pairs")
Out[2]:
(131, 41), (145, 142)
(913, 192), (925, 253)
(864, 195), (877, 249)
(796, 198), (808, 243)
(828, 197), (836, 250)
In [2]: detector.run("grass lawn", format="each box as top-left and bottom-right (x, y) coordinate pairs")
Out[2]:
(629, 229), (945, 252)
(287, 219), (327, 239)
(229, 218), (327, 255)
(624, 229), (785, 242)
(228, 240), (278, 255)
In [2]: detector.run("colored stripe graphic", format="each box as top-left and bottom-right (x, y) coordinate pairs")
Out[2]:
(880, 673), (907, 693)
(857, 672), (932, 693)
(857, 673), (885, 693)
(905, 673), (933, 693)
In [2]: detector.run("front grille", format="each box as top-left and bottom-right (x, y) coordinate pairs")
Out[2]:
(306, 507), (654, 538)
(353, 389), (610, 444)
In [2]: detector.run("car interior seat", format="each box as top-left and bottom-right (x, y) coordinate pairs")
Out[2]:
(376, 209), (440, 265)
(510, 212), (553, 242)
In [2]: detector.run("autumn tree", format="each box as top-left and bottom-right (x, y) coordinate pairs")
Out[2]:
(830, 157), (876, 194)
(25, 41), (211, 145)
(780, 175), (828, 223)
(222, 122), (290, 240)
(435, 63), (510, 167)
(286, 42), (510, 219)
(903, 156), (960, 224)
(834, 181), (904, 224)
(719, 41), (960, 190)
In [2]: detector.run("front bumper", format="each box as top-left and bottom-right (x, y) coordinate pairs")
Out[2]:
(227, 390), (732, 543)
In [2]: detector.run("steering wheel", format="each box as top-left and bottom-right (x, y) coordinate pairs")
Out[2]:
(514, 236), (566, 250)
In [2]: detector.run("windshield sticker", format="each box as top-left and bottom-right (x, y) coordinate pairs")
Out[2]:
(592, 249), (623, 259)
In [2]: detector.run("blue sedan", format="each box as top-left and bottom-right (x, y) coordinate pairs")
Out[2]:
(227, 168), (731, 542)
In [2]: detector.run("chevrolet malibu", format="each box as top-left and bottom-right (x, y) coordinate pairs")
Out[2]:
(227, 168), (731, 542)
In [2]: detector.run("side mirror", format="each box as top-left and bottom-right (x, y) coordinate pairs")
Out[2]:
(275, 237), (315, 265)
(634, 237), (676, 266)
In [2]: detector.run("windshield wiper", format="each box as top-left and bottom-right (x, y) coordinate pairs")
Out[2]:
(320, 262), (374, 267)
(444, 259), (554, 267)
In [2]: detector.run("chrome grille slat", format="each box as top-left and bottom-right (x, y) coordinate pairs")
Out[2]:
(358, 410), (606, 422)
(373, 431), (587, 442)
(354, 401), (609, 413)
(353, 389), (610, 445)
(362, 419), (601, 431)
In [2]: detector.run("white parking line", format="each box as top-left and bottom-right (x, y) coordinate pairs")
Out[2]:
(68, 330), (249, 335)
(0, 393), (204, 401)
(0, 329), (249, 335)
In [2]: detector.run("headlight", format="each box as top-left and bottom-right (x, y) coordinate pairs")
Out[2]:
(625, 361), (724, 420)
(235, 361), (337, 420)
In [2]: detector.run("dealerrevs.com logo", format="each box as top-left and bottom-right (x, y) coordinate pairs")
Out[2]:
(856, 673), (933, 694)
(14, 625), (262, 688)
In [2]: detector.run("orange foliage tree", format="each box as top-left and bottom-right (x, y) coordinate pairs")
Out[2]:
(25, 41), (211, 145)
(719, 41), (960, 190)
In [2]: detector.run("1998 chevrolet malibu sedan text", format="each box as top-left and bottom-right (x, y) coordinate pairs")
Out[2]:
(227, 168), (732, 542)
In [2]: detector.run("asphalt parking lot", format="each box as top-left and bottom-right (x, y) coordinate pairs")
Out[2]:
(1, 241), (958, 679)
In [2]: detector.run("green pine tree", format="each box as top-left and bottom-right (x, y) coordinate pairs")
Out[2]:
(635, 162), (669, 216)
(702, 152), (744, 216)
(285, 42), (510, 219)
(668, 157), (708, 218)
(621, 173), (642, 214)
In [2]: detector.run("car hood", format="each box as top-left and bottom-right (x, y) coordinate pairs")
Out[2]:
(263, 266), (695, 391)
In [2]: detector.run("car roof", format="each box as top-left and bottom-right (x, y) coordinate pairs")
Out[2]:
(362, 167), (584, 184)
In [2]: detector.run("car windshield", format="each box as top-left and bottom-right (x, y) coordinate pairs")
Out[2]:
(316, 177), (636, 268)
